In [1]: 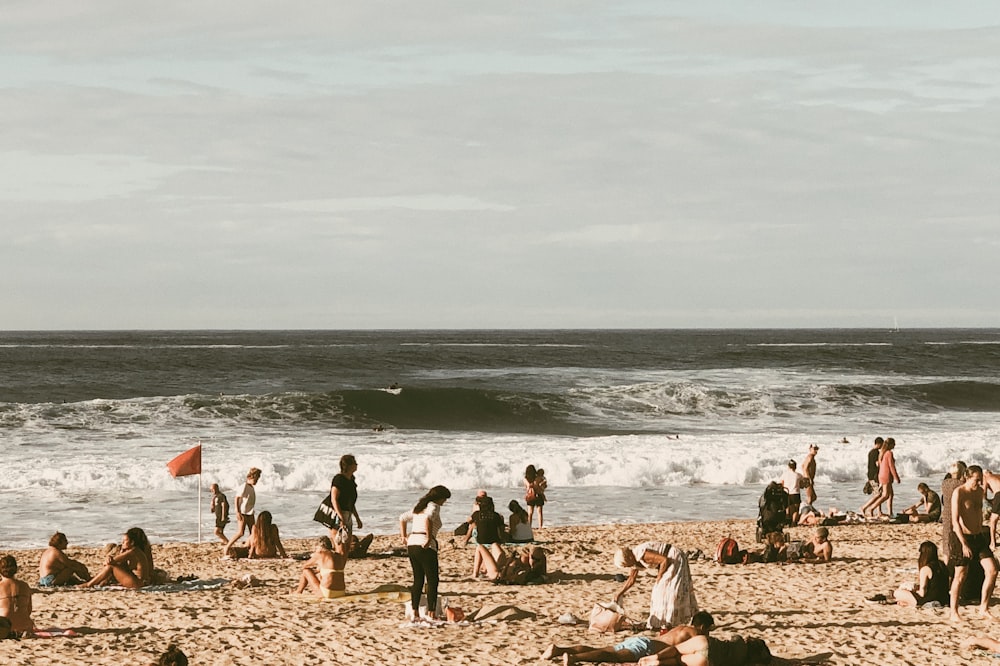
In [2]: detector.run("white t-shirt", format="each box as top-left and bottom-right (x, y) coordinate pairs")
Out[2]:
(238, 482), (256, 516)
(399, 502), (443, 551)
(780, 469), (802, 495)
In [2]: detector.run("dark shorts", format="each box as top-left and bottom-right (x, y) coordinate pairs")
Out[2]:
(992, 494), (1000, 514)
(787, 493), (801, 507)
(951, 531), (995, 567)
(216, 515), (230, 529)
(239, 513), (255, 528)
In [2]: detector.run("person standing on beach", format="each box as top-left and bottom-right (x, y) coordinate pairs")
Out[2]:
(941, 461), (967, 563)
(983, 469), (1000, 549)
(330, 454), (363, 539)
(37, 532), (90, 587)
(861, 438), (900, 518)
(949, 465), (998, 622)
(0, 555), (34, 637)
(225, 467), (261, 554)
(400, 485), (451, 620)
(802, 444), (818, 506)
(780, 460), (802, 525)
(614, 542), (698, 630)
(210, 484), (230, 545)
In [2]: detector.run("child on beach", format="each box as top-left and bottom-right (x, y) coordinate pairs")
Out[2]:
(0, 555), (34, 637)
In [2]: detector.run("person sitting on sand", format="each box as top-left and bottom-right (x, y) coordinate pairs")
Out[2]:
(615, 542), (698, 630)
(743, 531), (787, 564)
(902, 483), (941, 523)
(496, 546), (547, 585)
(228, 511), (288, 559)
(637, 634), (772, 666)
(295, 535), (347, 598)
(82, 527), (153, 589)
(894, 540), (949, 607)
(347, 533), (374, 558)
(38, 532), (90, 587)
(796, 503), (823, 526)
(0, 555), (34, 637)
(508, 500), (534, 542)
(462, 495), (506, 578)
(961, 635), (1000, 656)
(541, 611), (715, 663)
(799, 527), (833, 563)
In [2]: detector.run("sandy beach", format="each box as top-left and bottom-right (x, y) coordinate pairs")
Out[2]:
(1, 519), (994, 665)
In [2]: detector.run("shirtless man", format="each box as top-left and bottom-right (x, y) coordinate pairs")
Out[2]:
(949, 465), (998, 622)
(541, 611), (714, 663)
(802, 444), (819, 505)
(0, 555), (34, 637)
(38, 532), (90, 587)
(984, 470), (1000, 549)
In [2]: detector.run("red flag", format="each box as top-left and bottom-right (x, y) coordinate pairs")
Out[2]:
(167, 444), (202, 478)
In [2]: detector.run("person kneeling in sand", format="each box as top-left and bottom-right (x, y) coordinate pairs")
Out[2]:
(295, 535), (347, 599)
(82, 527), (153, 589)
(541, 611), (715, 663)
(799, 527), (833, 563)
(902, 483), (941, 523)
(38, 532), (90, 587)
(0, 555), (34, 637)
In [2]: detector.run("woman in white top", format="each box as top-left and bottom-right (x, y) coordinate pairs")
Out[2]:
(614, 542), (698, 630)
(399, 485), (451, 619)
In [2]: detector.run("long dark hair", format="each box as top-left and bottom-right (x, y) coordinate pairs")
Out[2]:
(126, 527), (151, 556)
(918, 540), (941, 570)
(525, 465), (537, 482)
(413, 485), (451, 514)
(508, 500), (528, 520)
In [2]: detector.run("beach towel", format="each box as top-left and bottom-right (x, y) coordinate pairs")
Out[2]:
(298, 583), (410, 603)
(140, 578), (231, 593)
(466, 603), (535, 623)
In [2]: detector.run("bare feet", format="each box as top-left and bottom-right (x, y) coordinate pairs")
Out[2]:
(960, 636), (979, 649)
(949, 610), (964, 623)
(541, 644), (563, 660)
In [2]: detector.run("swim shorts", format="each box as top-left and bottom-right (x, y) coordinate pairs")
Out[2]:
(950, 531), (995, 567)
(992, 493), (1000, 514)
(37, 574), (57, 587)
(613, 636), (655, 659)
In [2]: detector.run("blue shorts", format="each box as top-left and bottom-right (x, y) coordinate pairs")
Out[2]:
(38, 574), (57, 587)
(613, 636), (655, 659)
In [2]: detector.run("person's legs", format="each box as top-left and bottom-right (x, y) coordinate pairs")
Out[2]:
(407, 545), (426, 613)
(538, 504), (544, 528)
(885, 483), (895, 516)
(296, 569), (319, 594)
(476, 545), (500, 578)
(951, 564), (968, 621)
(991, 513), (1000, 550)
(961, 636), (1000, 651)
(979, 555), (998, 616)
(225, 515), (248, 554)
(52, 567), (85, 586)
(894, 588), (919, 607)
(422, 548), (440, 616)
(214, 525), (227, 544)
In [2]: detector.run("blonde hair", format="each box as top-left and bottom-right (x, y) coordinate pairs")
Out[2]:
(613, 547), (633, 569)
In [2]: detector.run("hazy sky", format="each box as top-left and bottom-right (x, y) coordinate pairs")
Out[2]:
(3, 2), (999, 329)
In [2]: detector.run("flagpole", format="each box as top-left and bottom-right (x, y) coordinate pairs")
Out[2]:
(198, 473), (203, 543)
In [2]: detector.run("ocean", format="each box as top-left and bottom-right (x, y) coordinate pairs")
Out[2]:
(3, 329), (999, 550)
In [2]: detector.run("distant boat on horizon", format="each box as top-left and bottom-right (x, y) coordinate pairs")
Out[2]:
(890, 316), (900, 333)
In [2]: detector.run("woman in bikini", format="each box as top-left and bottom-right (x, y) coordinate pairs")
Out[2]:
(247, 511), (288, 559)
(295, 535), (347, 598)
(82, 527), (153, 589)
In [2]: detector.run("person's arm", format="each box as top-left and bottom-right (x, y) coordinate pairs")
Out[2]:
(642, 551), (670, 582)
(352, 506), (363, 530)
(461, 513), (476, 546)
(614, 567), (639, 605)
(274, 527), (288, 559)
(890, 454), (900, 483)
(399, 511), (412, 546)
(331, 485), (347, 526)
(915, 565), (931, 598)
(953, 487), (972, 557)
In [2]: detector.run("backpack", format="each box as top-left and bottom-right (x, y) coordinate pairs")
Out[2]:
(715, 537), (742, 565)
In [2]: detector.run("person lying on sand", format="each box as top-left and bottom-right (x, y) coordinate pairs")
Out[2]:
(541, 611), (714, 663)
(637, 634), (772, 666)
(294, 535), (347, 598)
(38, 532), (90, 587)
(799, 527), (833, 563)
(962, 635), (1000, 655)
(81, 527), (153, 589)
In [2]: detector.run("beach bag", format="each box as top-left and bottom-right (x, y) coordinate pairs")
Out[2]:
(312, 495), (340, 529)
(715, 537), (742, 565)
(863, 480), (875, 495)
(404, 594), (448, 621)
(588, 601), (628, 633)
(526, 486), (538, 503)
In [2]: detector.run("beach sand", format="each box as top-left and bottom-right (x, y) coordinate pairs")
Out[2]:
(1, 520), (992, 665)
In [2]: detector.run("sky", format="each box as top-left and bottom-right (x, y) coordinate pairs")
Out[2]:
(2, 1), (999, 329)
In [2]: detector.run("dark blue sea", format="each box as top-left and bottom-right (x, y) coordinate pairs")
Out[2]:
(2, 329), (998, 548)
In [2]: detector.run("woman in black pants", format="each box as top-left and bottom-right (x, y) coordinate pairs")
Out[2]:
(399, 485), (451, 619)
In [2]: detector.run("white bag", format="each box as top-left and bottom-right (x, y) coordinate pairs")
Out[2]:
(404, 594), (449, 621)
